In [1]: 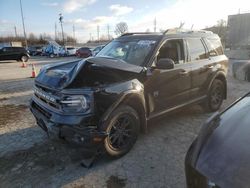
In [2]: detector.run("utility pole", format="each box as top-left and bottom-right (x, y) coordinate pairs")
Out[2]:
(89, 33), (92, 42)
(73, 24), (76, 45)
(55, 22), (57, 40)
(191, 24), (194, 31)
(59, 13), (65, 47)
(107, 24), (110, 40)
(97, 25), (100, 42)
(19, 0), (28, 48)
(154, 17), (157, 32)
(14, 26), (17, 38)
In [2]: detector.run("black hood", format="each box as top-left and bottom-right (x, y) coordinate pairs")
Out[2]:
(35, 57), (144, 90)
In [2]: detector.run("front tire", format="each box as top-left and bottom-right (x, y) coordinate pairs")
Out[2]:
(103, 105), (140, 158)
(203, 79), (224, 112)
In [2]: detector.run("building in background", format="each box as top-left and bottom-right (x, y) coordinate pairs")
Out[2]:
(227, 13), (250, 49)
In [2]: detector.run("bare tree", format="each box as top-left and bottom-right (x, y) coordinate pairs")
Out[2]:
(115, 22), (128, 35)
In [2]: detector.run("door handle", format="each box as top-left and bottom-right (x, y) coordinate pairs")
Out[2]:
(179, 70), (188, 76)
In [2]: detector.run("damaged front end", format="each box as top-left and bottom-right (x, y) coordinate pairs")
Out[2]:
(30, 57), (146, 146)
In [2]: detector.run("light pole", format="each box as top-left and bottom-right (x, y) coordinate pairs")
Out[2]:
(20, 0), (28, 48)
(59, 13), (65, 47)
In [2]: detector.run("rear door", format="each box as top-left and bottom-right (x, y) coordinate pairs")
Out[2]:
(12, 47), (23, 60)
(186, 38), (213, 99)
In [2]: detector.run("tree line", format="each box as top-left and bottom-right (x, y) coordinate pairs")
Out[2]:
(0, 32), (76, 46)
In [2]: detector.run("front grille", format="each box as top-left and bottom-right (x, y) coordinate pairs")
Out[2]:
(35, 84), (60, 97)
(34, 84), (60, 110)
(32, 101), (52, 119)
(34, 93), (59, 109)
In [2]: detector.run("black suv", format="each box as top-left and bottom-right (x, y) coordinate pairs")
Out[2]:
(30, 30), (228, 157)
(0, 47), (30, 62)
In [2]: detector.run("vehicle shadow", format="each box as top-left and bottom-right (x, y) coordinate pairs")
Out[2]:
(0, 60), (19, 64)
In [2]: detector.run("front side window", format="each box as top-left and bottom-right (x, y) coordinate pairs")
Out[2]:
(157, 39), (185, 64)
(187, 38), (206, 61)
(97, 40), (157, 66)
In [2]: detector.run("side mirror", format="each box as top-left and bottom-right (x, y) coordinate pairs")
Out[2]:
(156, 58), (174, 69)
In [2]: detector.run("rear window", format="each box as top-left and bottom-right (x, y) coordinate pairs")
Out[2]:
(205, 37), (224, 56)
(80, 47), (89, 50)
(187, 38), (207, 61)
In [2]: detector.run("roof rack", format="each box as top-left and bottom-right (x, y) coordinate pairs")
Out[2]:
(120, 32), (162, 37)
(163, 28), (213, 35)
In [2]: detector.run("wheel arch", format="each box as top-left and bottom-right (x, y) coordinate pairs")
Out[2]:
(100, 91), (148, 134)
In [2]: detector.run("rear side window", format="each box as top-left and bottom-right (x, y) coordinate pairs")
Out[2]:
(13, 47), (25, 52)
(187, 38), (206, 61)
(205, 37), (223, 56)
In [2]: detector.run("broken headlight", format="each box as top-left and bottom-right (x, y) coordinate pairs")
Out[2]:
(60, 95), (90, 113)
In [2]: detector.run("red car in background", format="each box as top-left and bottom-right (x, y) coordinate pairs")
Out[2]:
(76, 47), (92, 58)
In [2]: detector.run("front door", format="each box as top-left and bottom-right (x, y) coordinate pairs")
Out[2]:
(145, 39), (192, 118)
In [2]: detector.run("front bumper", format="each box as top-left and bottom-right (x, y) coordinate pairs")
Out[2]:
(30, 96), (107, 146)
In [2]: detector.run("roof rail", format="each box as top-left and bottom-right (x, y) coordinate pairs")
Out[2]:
(120, 32), (162, 37)
(163, 28), (213, 35)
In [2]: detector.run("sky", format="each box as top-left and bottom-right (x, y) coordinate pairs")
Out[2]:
(0, 0), (249, 42)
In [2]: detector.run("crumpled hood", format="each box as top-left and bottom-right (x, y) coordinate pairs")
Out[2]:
(35, 57), (144, 89)
(86, 56), (143, 73)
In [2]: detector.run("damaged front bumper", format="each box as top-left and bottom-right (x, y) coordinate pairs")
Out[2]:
(30, 97), (108, 146)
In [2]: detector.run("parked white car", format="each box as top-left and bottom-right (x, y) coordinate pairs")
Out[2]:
(66, 47), (77, 56)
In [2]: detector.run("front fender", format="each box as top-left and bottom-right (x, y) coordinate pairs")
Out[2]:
(96, 79), (147, 132)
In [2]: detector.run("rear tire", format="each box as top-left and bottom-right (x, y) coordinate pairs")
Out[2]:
(103, 105), (140, 158)
(20, 55), (29, 62)
(202, 79), (224, 112)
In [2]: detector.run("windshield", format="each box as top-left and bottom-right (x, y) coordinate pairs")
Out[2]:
(97, 40), (157, 66)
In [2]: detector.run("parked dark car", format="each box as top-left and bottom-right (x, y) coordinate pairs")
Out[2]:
(185, 93), (250, 188)
(28, 46), (43, 56)
(0, 47), (30, 62)
(30, 30), (228, 158)
(76, 47), (92, 58)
